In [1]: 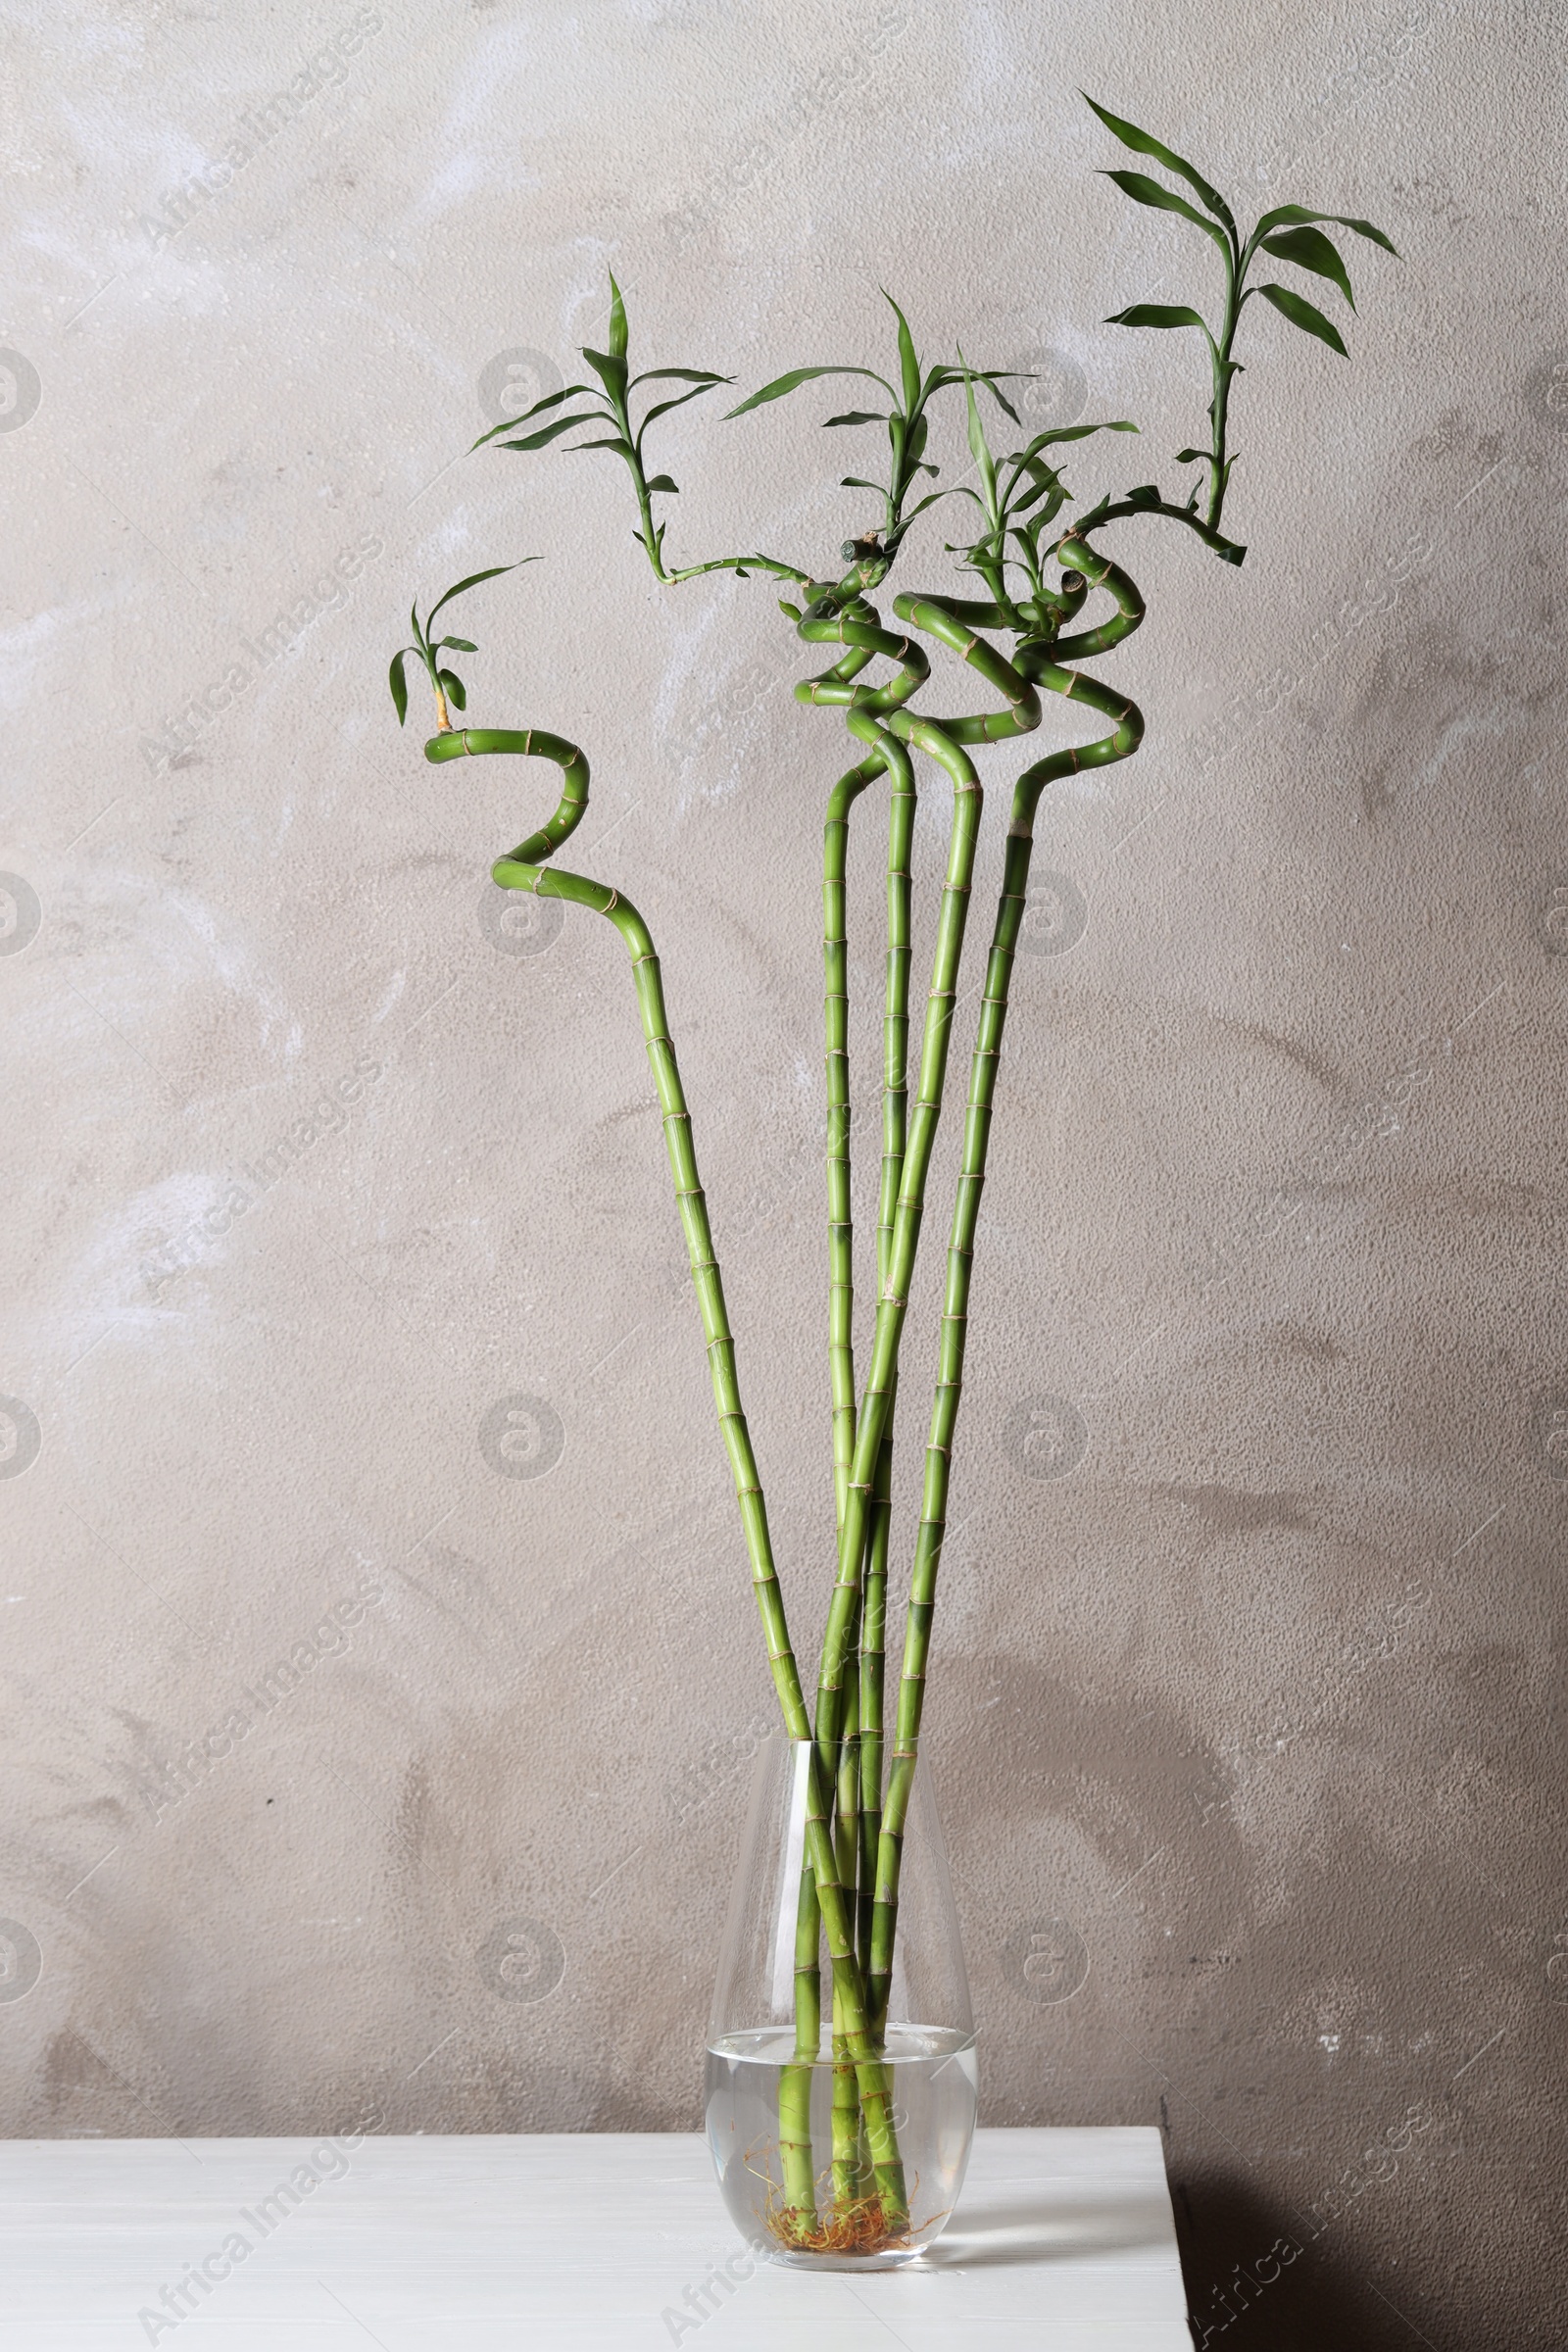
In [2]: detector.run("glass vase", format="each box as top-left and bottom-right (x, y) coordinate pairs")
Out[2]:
(706, 1733), (976, 2268)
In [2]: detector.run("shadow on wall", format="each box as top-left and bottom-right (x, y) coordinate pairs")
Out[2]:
(1169, 2166), (1433, 2351)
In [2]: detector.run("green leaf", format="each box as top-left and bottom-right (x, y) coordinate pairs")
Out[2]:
(436, 636), (477, 652)
(1261, 223), (1354, 307)
(1102, 168), (1230, 251)
(1174, 447), (1207, 463)
(640, 382), (720, 429)
(645, 473), (679, 494)
(975, 374), (1022, 426)
(959, 355), (1000, 522)
(1255, 280), (1348, 357)
(427, 561), (531, 627)
(1010, 420), (1138, 465)
(1126, 483), (1161, 505)
(490, 410), (602, 453)
(884, 487), (951, 546)
(607, 273), (628, 362)
(882, 289), (921, 415)
(1082, 93), (1237, 241)
(574, 435), (637, 459)
(839, 475), (885, 493)
(631, 367), (730, 385)
(388, 648), (411, 726)
(437, 666), (466, 710)
(724, 365), (895, 419)
(470, 386), (596, 451)
(1106, 303), (1213, 341)
(822, 410), (887, 427)
(1253, 203), (1396, 257)
(778, 598), (803, 620)
(581, 347), (630, 409)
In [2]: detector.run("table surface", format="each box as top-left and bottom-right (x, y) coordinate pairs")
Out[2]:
(0, 2126), (1195, 2349)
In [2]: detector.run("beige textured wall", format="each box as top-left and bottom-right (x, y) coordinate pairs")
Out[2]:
(2, 0), (1564, 2342)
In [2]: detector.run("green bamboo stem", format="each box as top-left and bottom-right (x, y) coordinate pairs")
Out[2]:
(802, 1770), (906, 2223)
(779, 1839), (820, 2232)
(811, 612), (1039, 1778)
(830, 1674), (866, 2207)
(788, 599), (1040, 2107)
(867, 551), (1147, 2027)
(427, 721), (907, 2221)
(825, 753), (884, 1539)
(858, 1394), (893, 1977)
(426, 724), (816, 1740)
(810, 699), (978, 1793)
(874, 740), (917, 1294)
(799, 608), (929, 1804)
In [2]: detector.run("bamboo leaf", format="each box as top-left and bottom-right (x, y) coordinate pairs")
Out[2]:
(885, 487), (951, 544)
(839, 474), (885, 492)
(882, 289), (921, 414)
(959, 356), (1000, 523)
(581, 345), (629, 404)
(388, 647), (411, 726)
(723, 365), (895, 418)
(427, 561), (532, 627)
(640, 382), (720, 428)
(1082, 92), (1238, 241)
(437, 666), (466, 710)
(1174, 446), (1207, 463)
(1009, 419), (1138, 466)
(976, 373), (1022, 425)
(488, 410), (602, 453)
(575, 435), (637, 458)
(1106, 302), (1211, 333)
(645, 473), (679, 493)
(436, 636), (477, 651)
(470, 383), (595, 450)
(1255, 280), (1349, 357)
(823, 410), (888, 427)
(631, 366), (730, 384)
(778, 598), (803, 619)
(1254, 202), (1397, 256)
(607, 273), (628, 362)
(1102, 168), (1230, 251)
(1261, 223), (1354, 307)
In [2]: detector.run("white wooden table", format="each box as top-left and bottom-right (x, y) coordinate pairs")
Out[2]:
(0, 2127), (1194, 2348)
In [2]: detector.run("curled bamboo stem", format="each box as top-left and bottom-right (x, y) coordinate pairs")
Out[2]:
(426, 725), (814, 1739)
(868, 547), (1148, 2019)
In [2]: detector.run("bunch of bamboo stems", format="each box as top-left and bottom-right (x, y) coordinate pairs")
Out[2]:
(423, 534), (1147, 2238)
(395, 94), (1392, 2253)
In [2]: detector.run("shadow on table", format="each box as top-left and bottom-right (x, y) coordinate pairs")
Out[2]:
(928, 2182), (1171, 2269)
(1168, 2168), (1437, 2349)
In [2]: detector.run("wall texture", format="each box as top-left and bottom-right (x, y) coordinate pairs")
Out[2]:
(2, 2), (1564, 2343)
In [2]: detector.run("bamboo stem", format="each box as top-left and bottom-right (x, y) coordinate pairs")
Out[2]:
(425, 725), (815, 1740)
(869, 547), (1148, 2015)
(824, 755), (883, 1539)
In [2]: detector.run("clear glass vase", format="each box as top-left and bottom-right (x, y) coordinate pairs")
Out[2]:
(706, 1733), (976, 2268)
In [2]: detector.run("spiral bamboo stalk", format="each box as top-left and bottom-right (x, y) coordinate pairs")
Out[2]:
(427, 718), (906, 2222)
(868, 545), (1148, 2024)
